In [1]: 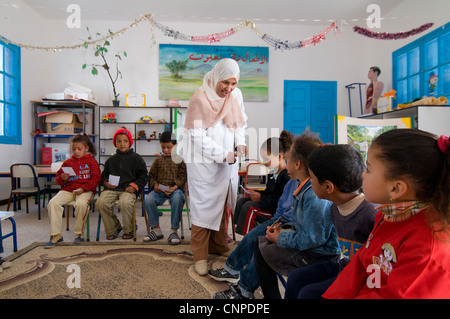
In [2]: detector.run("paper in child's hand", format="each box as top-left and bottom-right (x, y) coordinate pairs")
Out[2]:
(109, 174), (120, 186)
(62, 167), (76, 176)
(158, 184), (170, 192)
(240, 185), (251, 194)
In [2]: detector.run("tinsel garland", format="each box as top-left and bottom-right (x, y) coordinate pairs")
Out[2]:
(0, 12), (434, 52)
(353, 22), (434, 40)
(0, 14), (336, 52)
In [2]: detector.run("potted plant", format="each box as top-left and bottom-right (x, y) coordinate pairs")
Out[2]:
(82, 27), (127, 106)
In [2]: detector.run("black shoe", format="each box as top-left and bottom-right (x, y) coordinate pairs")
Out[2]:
(208, 267), (239, 284)
(213, 285), (244, 299)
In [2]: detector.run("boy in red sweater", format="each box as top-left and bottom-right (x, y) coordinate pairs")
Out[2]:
(323, 130), (450, 298)
(45, 134), (101, 248)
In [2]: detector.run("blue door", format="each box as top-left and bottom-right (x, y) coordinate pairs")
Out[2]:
(284, 80), (336, 144)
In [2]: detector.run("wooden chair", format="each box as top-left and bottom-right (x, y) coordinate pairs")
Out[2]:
(7, 163), (42, 219)
(0, 211), (18, 253)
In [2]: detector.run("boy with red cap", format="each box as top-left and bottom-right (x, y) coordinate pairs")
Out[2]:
(96, 128), (148, 239)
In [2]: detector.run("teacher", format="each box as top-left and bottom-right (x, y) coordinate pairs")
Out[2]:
(184, 58), (247, 275)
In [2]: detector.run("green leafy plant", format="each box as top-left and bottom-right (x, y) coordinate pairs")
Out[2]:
(82, 27), (127, 103)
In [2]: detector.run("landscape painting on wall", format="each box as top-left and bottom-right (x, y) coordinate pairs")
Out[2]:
(159, 44), (269, 102)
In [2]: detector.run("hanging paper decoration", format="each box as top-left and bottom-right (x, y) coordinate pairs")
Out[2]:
(0, 13), (338, 52)
(353, 22), (434, 40)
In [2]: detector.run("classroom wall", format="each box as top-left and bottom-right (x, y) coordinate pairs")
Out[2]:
(0, 0), (448, 200)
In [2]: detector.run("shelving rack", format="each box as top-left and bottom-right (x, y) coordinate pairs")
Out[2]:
(31, 100), (97, 165)
(98, 106), (186, 165)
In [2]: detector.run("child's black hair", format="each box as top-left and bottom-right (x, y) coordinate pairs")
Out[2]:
(71, 133), (96, 156)
(371, 129), (450, 236)
(160, 130), (176, 144)
(261, 130), (295, 156)
(307, 144), (365, 193)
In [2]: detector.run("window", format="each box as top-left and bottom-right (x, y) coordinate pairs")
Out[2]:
(393, 22), (450, 104)
(0, 39), (21, 144)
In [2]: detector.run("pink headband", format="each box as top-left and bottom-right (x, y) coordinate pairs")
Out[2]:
(437, 135), (449, 154)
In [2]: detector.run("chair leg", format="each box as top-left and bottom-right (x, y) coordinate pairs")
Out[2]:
(7, 194), (13, 211)
(65, 205), (70, 231)
(96, 214), (102, 241)
(9, 217), (17, 252)
(132, 202), (137, 242)
(86, 212), (90, 242)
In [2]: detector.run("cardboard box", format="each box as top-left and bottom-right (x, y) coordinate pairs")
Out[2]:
(45, 112), (83, 133)
(41, 147), (53, 165)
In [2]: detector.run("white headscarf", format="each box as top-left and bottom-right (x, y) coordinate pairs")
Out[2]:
(185, 58), (245, 130)
(201, 59), (241, 101)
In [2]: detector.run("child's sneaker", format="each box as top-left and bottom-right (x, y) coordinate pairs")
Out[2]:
(213, 285), (245, 299)
(44, 234), (64, 249)
(208, 267), (239, 283)
(74, 235), (84, 244)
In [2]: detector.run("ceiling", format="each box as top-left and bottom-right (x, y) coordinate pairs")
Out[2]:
(15, 0), (405, 25)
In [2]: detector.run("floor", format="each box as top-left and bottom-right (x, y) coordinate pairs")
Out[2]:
(0, 196), (242, 258)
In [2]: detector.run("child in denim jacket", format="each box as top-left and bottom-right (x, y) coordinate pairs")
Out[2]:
(253, 132), (341, 299)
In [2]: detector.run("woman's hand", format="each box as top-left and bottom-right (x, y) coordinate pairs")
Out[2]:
(225, 152), (236, 165)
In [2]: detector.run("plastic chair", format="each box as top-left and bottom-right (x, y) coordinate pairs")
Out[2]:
(0, 211), (18, 253)
(7, 163), (42, 219)
(243, 163), (269, 194)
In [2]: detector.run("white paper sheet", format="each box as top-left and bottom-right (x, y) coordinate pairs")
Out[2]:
(109, 174), (120, 186)
(158, 184), (170, 192)
(62, 166), (76, 176)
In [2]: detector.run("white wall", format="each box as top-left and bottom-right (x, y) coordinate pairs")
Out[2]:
(0, 0), (449, 199)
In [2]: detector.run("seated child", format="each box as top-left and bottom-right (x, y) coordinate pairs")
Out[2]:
(96, 128), (149, 240)
(213, 131), (340, 299)
(234, 130), (292, 235)
(45, 133), (101, 248)
(285, 144), (376, 299)
(143, 131), (187, 245)
(323, 129), (450, 299)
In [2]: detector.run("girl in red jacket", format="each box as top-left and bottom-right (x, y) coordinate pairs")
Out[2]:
(45, 133), (101, 248)
(323, 129), (450, 299)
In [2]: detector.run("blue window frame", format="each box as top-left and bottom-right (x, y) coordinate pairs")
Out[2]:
(0, 39), (21, 145)
(393, 22), (450, 104)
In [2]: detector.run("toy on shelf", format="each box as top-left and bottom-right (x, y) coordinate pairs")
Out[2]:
(102, 113), (117, 123)
(137, 130), (147, 139)
(136, 116), (154, 123)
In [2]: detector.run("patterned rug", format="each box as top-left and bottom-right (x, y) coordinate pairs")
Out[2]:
(0, 242), (229, 299)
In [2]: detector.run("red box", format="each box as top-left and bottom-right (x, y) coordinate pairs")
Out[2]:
(42, 147), (52, 165)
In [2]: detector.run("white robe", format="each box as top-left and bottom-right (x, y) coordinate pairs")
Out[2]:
(185, 88), (247, 231)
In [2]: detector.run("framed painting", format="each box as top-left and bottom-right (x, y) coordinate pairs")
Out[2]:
(159, 44), (269, 102)
(335, 115), (413, 163)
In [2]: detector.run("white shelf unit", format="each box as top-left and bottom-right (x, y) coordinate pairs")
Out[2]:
(98, 106), (186, 166)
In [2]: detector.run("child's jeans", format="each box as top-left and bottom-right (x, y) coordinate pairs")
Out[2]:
(96, 190), (136, 236)
(47, 190), (93, 236)
(144, 189), (185, 230)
